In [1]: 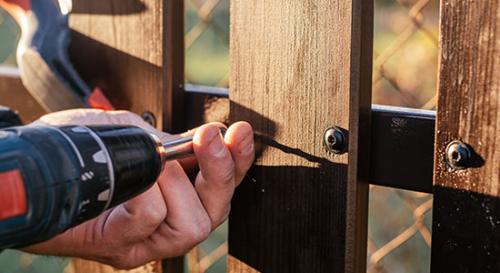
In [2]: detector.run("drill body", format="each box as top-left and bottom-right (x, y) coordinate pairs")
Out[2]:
(0, 125), (163, 249)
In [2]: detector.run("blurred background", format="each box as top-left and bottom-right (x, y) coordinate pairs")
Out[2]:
(0, 0), (439, 272)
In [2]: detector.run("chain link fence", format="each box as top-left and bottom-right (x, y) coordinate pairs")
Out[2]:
(185, 0), (229, 88)
(368, 1), (438, 272)
(185, 0), (439, 272)
(0, 0), (439, 272)
(185, 1), (229, 272)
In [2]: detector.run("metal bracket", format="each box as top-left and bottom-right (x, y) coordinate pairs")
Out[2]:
(185, 85), (436, 193)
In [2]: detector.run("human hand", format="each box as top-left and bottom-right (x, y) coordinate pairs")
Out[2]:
(24, 109), (254, 269)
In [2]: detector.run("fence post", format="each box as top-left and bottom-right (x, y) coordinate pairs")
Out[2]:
(69, 0), (185, 133)
(228, 0), (373, 272)
(67, 0), (184, 272)
(0, 70), (45, 122)
(431, 0), (500, 272)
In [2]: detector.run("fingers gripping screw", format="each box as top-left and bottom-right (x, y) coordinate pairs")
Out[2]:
(445, 140), (472, 170)
(324, 127), (347, 155)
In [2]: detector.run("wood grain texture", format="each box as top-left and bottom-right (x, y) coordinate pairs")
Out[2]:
(185, 95), (229, 129)
(431, 0), (500, 272)
(228, 0), (373, 272)
(228, 255), (259, 273)
(69, 0), (185, 133)
(67, 1), (184, 272)
(0, 74), (46, 122)
(66, 259), (162, 273)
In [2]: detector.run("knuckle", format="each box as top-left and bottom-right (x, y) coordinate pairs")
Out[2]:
(121, 204), (165, 230)
(178, 216), (211, 251)
(142, 207), (167, 226)
(189, 219), (211, 243)
(196, 217), (212, 241)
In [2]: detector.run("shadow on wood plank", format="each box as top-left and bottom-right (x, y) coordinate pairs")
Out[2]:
(228, 101), (347, 272)
(72, 0), (146, 15)
(229, 162), (348, 273)
(69, 30), (162, 115)
(228, 99), (352, 272)
(432, 186), (500, 272)
(0, 76), (46, 122)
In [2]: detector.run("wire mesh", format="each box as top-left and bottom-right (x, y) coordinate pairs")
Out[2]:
(0, 0), (439, 272)
(184, 0), (439, 272)
(185, 0), (229, 88)
(184, 2), (229, 270)
(372, 0), (439, 110)
(368, 0), (438, 271)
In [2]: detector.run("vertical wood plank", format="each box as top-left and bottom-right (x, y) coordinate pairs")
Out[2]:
(67, 1), (185, 272)
(65, 259), (162, 273)
(431, 0), (500, 272)
(69, 0), (185, 133)
(228, 0), (373, 272)
(69, 0), (164, 129)
(162, 2), (185, 271)
(0, 73), (45, 122)
(163, 0), (185, 133)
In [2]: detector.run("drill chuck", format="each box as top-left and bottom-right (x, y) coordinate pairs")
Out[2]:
(0, 125), (163, 249)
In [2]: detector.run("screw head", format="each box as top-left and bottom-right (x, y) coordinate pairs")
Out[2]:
(324, 127), (346, 154)
(141, 111), (157, 127)
(445, 140), (471, 170)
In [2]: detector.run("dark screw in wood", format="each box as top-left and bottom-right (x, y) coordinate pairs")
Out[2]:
(324, 127), (346, 155)
(141, 111), (157, 127)
(445, 140), (471, 170)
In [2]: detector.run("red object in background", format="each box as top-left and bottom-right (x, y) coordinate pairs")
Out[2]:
(5, 0), (30, 11)
(88, 87), (115, 111)
(0, 170), (27, 220)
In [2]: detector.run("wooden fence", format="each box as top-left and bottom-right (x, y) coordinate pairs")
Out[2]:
(0, 0), (498, 272)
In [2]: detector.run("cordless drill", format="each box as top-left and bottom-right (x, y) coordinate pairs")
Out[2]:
(0, 124), (200, 249)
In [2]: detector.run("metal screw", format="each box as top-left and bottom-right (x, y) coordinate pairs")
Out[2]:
(324, 127), (346, 154)
(445, 140), (471, 170)
(141, 111), (157, 127)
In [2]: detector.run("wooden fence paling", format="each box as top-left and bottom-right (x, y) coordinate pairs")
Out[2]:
(0, 73), (45, 122)
(69, 0), (184, 133)
(431, 0), (500, 272)
(228, 0), (373, 272)
(68, 1), (184, 272)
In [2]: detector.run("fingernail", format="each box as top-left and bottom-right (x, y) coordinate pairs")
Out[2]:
(207, 128), (225, 156)
(238, 133), (254, 155)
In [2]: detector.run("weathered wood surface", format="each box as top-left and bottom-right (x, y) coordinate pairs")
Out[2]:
(185, 95), (229, 128)
(0, 1), (184, 272)
(0, 72), (45, 122)
(431, 0), (500, 272)
(65, 259), (162, 273)
(228, 0), (373, 272)
(68, 0), (184, 272)
(69, 0), (185, 133)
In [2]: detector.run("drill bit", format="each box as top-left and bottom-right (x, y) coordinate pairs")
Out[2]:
(161, 128), (226, 162)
